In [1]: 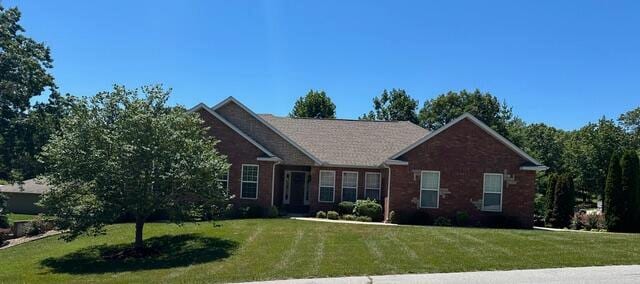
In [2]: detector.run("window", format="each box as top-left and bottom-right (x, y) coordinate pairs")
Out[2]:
(342, 172), (358, 202)
(420, 171), (440, 208)
(217, 170), (229, 190)
(483, 173), (503, 212)
(318, 170), (335, 203)
(241, 164), (259, 199)
(364, 172), (381, 200)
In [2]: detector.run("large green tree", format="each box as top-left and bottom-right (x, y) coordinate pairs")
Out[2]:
(0, 5), (59, 181)
(360, 89), (419, 123)
(418, 89), (514, 139)
(290, 90), (336, 119)
(619, 107), (640, 149)
(40, 85), (230, 250)
(563, 117), (627, 202)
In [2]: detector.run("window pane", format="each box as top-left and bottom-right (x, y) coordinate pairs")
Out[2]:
(342, 172), (358, 188)
(242, 165), (258, 182)
(320, 171), (335, 187)
(320, 186), (334, 202)
(483, 192), (501, 211)
(342, 188), (357, 202)
(365, 173), (380, 189)
(484, 174), (502, 193)
(365, 189), (380, 200)
(420, 190), (438, 208)
(421, 172), (439, 189)
(241, 182), (257, 198)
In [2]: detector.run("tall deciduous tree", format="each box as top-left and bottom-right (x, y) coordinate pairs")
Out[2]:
(418, 89), (514, 139)
(550, 174), (575, 228)
(604, 152), (623, 231)
(360, 89), (419, 123)
(619, 107), (640, 149)
(0, 5), (60, 181)
(40, 85), (230, 251)
(620, 150), (640, 232)
(290, 90), (336, 119)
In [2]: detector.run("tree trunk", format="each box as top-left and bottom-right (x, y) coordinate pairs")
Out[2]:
(134, 217), (145, 250)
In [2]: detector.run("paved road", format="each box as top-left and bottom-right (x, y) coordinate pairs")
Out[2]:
(239, 265), (640, 284)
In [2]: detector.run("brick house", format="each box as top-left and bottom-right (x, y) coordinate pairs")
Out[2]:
(191, 97), (547, 227)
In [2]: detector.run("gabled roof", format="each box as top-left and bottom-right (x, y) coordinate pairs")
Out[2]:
(211, 97), (323, 165)
(189, 103), (280, 160)
(389, 113), (547, 170)
(260, 114), (427, 167)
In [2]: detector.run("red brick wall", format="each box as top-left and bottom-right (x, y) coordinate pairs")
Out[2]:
(197, 109), (274, 210)
(389, 118), (536, 228)
(308, 167), (388, 213)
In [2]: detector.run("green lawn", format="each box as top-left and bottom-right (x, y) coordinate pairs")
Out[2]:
(1, 219), (640, 283)
(7, 213), (38, 223)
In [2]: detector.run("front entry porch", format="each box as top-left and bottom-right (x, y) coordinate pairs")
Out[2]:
(282, 169), (311, 213)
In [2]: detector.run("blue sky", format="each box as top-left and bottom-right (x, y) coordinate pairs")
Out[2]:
(6, 0), (640, 130)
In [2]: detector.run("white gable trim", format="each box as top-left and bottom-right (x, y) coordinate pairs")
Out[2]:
(211, 96), (323, 165)
(389, 113), (546, 169)
(189, 103), (278, 159)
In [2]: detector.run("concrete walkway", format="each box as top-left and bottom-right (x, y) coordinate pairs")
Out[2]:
(239, 265), (640, 284)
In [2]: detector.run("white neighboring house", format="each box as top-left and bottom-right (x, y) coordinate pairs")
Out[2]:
(0, 179), (49, 214)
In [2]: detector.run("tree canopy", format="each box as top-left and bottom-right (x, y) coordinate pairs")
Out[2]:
(290, 90), (336, 119)
(40, 85), (230, 249)
(360, 89), (419, 123)
(418, 89), (513, 138)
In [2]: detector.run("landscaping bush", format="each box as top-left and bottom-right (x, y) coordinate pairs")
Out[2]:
(353, 199), (383, 221)
(26, 215), (49, 236)
(316, 211), (327, 218)
(404, 211), (432, 225)
(571, 211), (586, 230)
(337, 201), (355, 215)
(0, 193), (8, 229)
(484, 215), (522, 228)
(585, 212), (605, 231)
(342, 214), (357, 221)
(327, 211), (339, 220)
(550, 174), (575, 228)
(544, 174), (558, 225)
(605, 152), (624, 231)
(434, 216), (452, 226)
(388, 210), (398, 224)
(240, 205), (263, 218)
(454, 211), (469, 226)
(267, 206), (279, 218)
(620, 150), (640, 232)
(356, 216), (372, 222)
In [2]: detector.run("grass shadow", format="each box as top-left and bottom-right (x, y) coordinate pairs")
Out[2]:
(41, 233), (238, 274)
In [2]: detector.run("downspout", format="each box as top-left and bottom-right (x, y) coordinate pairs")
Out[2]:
(271, 161), (281, 207)
(383, 164), (392, 223)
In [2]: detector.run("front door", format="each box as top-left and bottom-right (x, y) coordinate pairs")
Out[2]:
(289, 172), (307, 206)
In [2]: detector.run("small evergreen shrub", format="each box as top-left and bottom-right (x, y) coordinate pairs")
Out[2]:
(356, 216), (372, 222)
(316, 211), (327, 218)
(342, 214), (357, 221)
(240, 205), (263, 218)
(337, 201), (355, 215)
(408, 211), (432, 225)
(455, 211), (469, 226)
(267, 206), (279, 218)
(604, 152), (623, 231)
(544, 174), (559, 225)
(327, 211), (339, 220)
(550, 174), (575, 228)
(353, 199), (383, 221)
(433, 216), (452, 226)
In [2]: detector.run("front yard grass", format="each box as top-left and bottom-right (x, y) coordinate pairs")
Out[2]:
(1, 218), (640, 283)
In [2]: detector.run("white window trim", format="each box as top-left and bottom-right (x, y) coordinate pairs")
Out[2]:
(341, 171), (359, 202)
(318, 170), (336, 203)
(240, 164), (259, 200)
(419, 170), (440, 209)
(482, 173), (503, 212)
(364, 172), (382, 200)
(217, 169), (230, 190)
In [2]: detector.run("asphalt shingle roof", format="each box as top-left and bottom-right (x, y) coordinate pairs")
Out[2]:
(259, 114), (428, 167)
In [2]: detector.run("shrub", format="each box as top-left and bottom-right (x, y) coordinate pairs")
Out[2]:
(550, 174), (575, 228)
(267, 206), (279, 218)
(239, 205), (263, 218)
(337, 201), (355, 215)
(327, 211), (339, 220)
(605, 152), (625, 231)
(544, 174), (558, 225)
(388, 210), (398, 224)
(0, 215), (8, 229)
(434, 216), (452, 226)
(0, 193), (8, 229)
(620, 150), (640, 232)
(342, 214), (357, 221)
(454, 211), (469, 226)
(316, 211), (327, 218)
(26, 214), (49, 236)
(353, 199), (383, 221)
(571, 211), (586, 230)
(406, 211), (432, 225)
(484, 215), (522, 228)
(356, 216), (372, 222)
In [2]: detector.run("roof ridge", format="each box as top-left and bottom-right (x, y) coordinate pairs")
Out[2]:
(259, 114), (415, 123)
